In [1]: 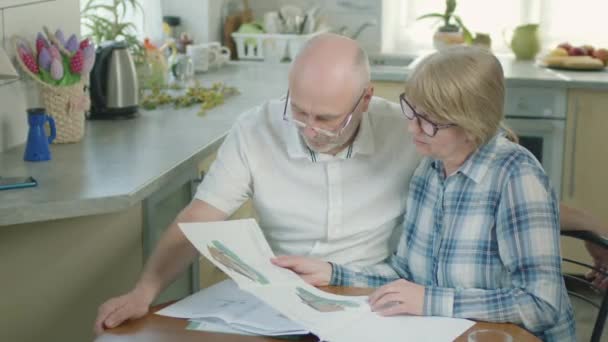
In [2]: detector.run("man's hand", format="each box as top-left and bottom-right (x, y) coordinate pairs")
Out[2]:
(93, 288), (153, 335)
(367, 279), (425, 316)
(271, 256), (332, 286)
(584, 241), (608, 289)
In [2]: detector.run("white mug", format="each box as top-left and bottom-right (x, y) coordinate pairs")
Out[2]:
(187, 44), (220, 72)
(263, 11), (283, 34)
(199, 42), (231, 68)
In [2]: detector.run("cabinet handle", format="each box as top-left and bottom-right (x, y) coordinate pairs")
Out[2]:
(568, 98), (580, 198)
(190, 171), (206, 199)
(192, 171), (206, 184)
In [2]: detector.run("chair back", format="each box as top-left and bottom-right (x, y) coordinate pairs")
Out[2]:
(561, 230), (608, 342)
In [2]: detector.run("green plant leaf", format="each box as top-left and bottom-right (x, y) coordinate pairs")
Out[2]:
(446, 0), (456, 17)
(453, 15), (473, 44)
(39, 68), (57, 85)
(83, 4), (117, 13)
(416, 13), (445, 21)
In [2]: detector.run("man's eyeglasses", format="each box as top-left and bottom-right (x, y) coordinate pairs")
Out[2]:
(399, 93), (456, 137)
(282, 89), (366, 138)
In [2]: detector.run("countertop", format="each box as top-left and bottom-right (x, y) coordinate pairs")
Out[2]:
(0, 63), (288, 226)
(1, 57), (607, 226)
(372, 53), (608, 89)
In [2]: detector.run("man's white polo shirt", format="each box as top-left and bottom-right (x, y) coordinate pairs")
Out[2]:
(195, 96), (420, 267)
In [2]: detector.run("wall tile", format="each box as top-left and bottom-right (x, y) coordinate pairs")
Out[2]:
(0, 0), (79, 152)
(3, 0), (79, 44)
(0, 79), (37, 151)
(0, 0), (53, 10)
(0, 9), (4, 41)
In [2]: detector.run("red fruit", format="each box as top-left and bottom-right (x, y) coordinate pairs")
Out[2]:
(558, 42), (572, 52)
(70, 49), (84, 73)
(593, 48), (608, 66)
(19, 49), (39, 74)
(569, 47), (585, 56)
(582, 45), (595, 56)
(79, 39), (90, 50)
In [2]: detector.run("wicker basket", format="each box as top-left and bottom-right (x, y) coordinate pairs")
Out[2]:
(13, 35), (89, 143)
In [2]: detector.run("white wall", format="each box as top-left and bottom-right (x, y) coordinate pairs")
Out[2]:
(244, 0), (382, 52)
(158, 0), (381, 51)
(0, 0), (81, 152)
(160, 0), (224, 45)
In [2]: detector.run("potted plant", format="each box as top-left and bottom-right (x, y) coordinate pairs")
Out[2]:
(417, 0), (473, 50)
(81, 0), (144, 63)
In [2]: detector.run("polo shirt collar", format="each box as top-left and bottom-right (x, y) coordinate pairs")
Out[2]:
(284, 111), (375, 161)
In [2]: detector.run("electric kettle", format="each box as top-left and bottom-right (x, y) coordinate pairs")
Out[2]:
(89, 41), (139, 119)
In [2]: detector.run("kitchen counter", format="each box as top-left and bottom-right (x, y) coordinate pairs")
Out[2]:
(0, 63), (288, 226)
(2, 57), (607, 226)
(372, 54), (608, 89)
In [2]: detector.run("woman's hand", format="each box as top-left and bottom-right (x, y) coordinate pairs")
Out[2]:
(585, 241), (608, 289)
(368, 279), (425, 316)
(271, 256), (332, 286)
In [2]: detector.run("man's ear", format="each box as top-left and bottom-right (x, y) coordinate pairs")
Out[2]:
(360, 85), (374, 112)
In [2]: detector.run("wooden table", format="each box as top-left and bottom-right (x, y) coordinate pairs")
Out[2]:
(95, 287), (540, 342)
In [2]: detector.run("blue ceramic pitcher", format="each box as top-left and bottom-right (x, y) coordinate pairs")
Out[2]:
(24, 108), (56, 162)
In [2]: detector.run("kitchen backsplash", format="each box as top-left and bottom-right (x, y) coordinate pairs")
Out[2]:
(0, 0), (80, 153)
(245, 0), (382, 51)
(159, 0), (381, 52)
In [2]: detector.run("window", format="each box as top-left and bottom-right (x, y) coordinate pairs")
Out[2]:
(382, 0), (608, 53)
(80, 0), (163, 43)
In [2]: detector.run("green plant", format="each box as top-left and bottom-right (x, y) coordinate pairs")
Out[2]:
(141, 82), (240, 116)
(416, 0), (473, 44)
(81, 0), (144, 62)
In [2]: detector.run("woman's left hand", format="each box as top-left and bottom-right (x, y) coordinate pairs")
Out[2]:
(368, 279), (425, 316)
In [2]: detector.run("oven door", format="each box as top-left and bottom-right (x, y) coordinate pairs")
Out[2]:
(504, 117), (566, 198)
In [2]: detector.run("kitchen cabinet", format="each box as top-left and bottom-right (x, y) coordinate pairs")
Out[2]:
(561, 89), (608, 273)
(371, 81), (403, 102)
(143, 164), (201, 305)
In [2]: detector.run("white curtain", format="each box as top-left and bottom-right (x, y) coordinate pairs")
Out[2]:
(382, 0), (608, 54)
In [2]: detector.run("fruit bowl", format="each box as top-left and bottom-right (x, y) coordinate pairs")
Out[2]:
(540, 43), (608, 71)
(538, 55), (606, 71)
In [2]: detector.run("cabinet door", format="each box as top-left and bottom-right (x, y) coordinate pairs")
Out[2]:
(143, 165), (200, 305)
(371, 81), (403, 102)
(562, 89), (608, 221)
(561, 89), (608, 273)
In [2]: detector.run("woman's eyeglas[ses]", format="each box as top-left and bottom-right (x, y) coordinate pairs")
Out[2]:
(399, 93), (456, 137)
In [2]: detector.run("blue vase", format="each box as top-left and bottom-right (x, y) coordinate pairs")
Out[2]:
(24, 108), (56, 162)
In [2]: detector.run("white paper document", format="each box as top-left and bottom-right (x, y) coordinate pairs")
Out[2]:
(178, 219), (475, 341)
(157, 279), (308, 336)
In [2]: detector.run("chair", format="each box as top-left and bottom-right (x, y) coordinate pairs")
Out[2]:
(561, 230), (608, 342)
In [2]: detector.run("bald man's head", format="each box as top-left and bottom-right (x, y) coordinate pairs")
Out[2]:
(288, 33), (370, 101)
(285, 33), (372, 155)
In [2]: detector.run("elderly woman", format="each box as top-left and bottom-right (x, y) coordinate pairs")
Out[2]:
(273, 46), (576, 341)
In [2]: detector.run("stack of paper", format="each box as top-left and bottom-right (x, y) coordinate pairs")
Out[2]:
(157, 279), (308, 336)
(176, 219), (476, 342)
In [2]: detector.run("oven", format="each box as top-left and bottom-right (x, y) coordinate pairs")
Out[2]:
(504, 87), (567, 198)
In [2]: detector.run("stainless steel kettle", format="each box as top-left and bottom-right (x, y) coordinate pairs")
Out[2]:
(89, 41), (139, 119)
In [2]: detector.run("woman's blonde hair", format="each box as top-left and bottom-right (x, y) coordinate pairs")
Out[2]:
(404, 46), (516, 147)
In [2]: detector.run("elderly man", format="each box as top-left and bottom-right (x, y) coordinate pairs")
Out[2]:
(94, 33), (419, 333)
(94, 33), (606, 333)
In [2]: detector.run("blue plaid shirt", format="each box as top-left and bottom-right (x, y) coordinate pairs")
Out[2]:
(330, 134), (575, 342)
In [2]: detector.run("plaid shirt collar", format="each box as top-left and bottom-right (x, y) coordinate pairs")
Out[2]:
(431, 133), (501, 184)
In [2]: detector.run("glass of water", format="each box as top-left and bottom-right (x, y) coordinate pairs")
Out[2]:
(467, 329), (513, 342)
